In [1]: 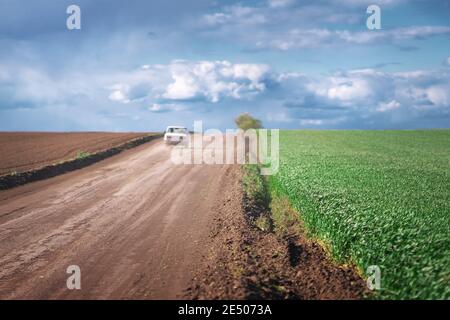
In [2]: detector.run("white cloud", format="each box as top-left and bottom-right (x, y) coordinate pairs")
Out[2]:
(268, 0), (294, 8)
(2, 59), (449, 129)
(162, 60), (270, 102)
(426, 85), (450, 107)
(258, 26), (450, 50)
(327, 78), (372, 101)
(203, 5), (266, 26)
(305, 71), (375, 105)
(267, 111), (294, 123)
(109, 90), (129, 103)
(276, 67), (450, 126)
(299, 119), (324, 126)
(148, 103), (184, 113)
(392, 70), (431, 79)
(164, 70), (200, 100)
(340, 26), (450, 44)
(377, 100), (401, 112)
(106, 60), (270, 107)
(332, 0), (406, 7)
(299, 117), (347, 126)
(108, 85), (131, 104)
(0, 64), (95, 108)
(110, 60), (444, 122)
(203, 13), (229, 26)
(198, 0), (449, 51)
(199, 0), (364, 45)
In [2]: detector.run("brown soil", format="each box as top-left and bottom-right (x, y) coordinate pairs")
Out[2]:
(185, 167), (368, 300)
(0, 132), (150, 175)
(0, 139), (240, 299)
(0, 136), (368, 299)
(0, 134), (161, 190)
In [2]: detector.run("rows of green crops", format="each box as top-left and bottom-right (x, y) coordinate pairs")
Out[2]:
(268, 130), (450, 299)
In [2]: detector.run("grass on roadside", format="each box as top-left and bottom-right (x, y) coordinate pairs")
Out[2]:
(76, 151), (92, 160)
(242, 165), (307, 239)
(268, 186), (304, 238)
(242, 165), (272, 232)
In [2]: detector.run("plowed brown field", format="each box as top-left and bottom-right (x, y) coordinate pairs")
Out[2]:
(0, 132), (149, 175)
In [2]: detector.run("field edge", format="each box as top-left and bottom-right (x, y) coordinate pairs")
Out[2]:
(0, 133), (162, 190)
(186, 165), (368, 299)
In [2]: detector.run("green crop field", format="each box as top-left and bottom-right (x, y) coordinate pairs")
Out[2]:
(268, 130), (450, 299)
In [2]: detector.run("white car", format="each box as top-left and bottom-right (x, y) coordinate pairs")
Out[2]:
(164, 126), (188, 144)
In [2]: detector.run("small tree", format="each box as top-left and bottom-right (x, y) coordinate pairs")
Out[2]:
(235, 113), (262, 130)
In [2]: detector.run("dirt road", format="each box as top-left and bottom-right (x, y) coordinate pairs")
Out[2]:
(0, 139), (237, 299)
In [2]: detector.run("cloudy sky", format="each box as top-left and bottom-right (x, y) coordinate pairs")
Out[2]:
(0, 0), (449, 131)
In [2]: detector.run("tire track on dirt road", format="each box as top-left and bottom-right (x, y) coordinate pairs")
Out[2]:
(0, 138), (237, 299)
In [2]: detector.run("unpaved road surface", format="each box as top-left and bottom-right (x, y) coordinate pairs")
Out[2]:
(0, 139), (236, 299)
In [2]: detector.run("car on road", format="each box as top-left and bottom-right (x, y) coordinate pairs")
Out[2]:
(164, 126), (188, 144)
